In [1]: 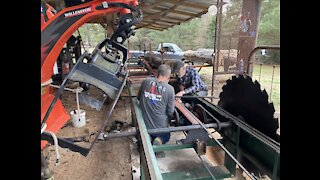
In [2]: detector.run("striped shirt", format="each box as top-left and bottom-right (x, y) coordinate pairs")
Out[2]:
(178, 67), (208, 94)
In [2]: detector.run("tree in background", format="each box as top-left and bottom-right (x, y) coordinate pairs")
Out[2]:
(257, 0), (280, 64)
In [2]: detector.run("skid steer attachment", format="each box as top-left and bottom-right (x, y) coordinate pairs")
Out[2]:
(69, 39), (127, 99)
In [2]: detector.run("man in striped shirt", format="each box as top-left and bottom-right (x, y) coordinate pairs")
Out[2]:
(173, 60), (208, 97)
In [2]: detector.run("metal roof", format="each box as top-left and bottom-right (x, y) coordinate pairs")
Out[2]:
(45, 0), (217, 31)
(136, 0), (217, 31)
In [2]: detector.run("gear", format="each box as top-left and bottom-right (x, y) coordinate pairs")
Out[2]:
(218, 74), (279, 142)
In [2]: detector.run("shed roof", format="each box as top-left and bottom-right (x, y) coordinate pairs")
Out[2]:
(136, 0), (217, 31)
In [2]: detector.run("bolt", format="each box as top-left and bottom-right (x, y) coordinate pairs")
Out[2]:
(117, 37), (123, 43)
(126, 18), (132, 23)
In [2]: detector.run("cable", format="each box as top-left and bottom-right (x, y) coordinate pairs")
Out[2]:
(198, 154), (216, 180)
(76, 87), (82, 121)
(44, 130), (60, 166)
(41, 123), (47, 134)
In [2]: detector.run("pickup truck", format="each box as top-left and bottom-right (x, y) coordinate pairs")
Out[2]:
(129, 42), (185, 61)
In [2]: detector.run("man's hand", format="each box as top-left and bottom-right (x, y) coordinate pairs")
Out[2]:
(176, 90), (185, 97)
(175, 91), (185, 103)
(179, 85), (185, 91)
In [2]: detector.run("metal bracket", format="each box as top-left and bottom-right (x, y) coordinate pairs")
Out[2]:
(102, 1), (109, 8)
(179, 129), (210, 144)
(194, 140), (207, 156)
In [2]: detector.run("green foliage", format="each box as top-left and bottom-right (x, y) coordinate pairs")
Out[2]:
(76, 24), (106, 48)
(257, 0), (280, 46)
(205, 16), (216, 48)
(129, 17), (206, 51)
(252, 64), (280, 111)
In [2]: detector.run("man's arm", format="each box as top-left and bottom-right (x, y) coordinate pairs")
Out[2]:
(137, 80), (146, 101)
(184, 69), (201, 94)
(166, 87), (175, 119)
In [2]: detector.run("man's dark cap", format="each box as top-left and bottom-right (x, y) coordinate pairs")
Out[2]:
(172, 60), (185, 74)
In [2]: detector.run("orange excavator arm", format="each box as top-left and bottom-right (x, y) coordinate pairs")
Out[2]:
(41, 0), (141, 149)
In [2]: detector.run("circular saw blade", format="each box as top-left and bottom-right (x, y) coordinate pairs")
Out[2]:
(218, 74), (279, 142)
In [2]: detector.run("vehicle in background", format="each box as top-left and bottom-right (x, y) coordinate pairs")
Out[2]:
(129, 42), (185, 61)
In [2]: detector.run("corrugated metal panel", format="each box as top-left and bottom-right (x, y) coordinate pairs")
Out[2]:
(136, 0), (217, 31)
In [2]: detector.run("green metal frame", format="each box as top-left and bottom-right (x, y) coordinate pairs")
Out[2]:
(223, 123), (280, 179)
(129, 86), (163, 180)
(153, 140), (221, 153)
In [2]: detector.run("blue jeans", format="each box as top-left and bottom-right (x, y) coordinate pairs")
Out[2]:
(150, 133), (170, 144)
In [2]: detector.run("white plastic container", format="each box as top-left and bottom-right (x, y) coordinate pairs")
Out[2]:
(70, 110), (86, 128)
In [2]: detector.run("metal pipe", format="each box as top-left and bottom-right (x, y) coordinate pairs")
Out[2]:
(103, 122), (231, 139)
(120, 95), (219, 99)
(246, 45), (280, 76)
(258, 63), (262, 82)
(214, 71), (243, 75)
(211, 0), (222, 103)
(161, 42), (164, 64)
(270, 65), (276, 101)
(148, 122), (230, 134)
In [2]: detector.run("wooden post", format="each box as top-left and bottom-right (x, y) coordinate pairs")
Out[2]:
(237, 0), (262, 77)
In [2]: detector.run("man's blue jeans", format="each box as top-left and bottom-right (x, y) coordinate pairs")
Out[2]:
(150, 133), (170, 144)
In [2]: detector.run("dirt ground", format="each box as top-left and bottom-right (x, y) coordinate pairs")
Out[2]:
(45, 85), (134, 180)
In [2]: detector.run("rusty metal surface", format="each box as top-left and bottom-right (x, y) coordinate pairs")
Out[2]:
(174, 100), (202, 124)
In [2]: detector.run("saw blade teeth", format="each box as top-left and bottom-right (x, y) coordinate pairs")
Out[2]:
(231, 75), (237, 80)
(254, 81), (261, 90)
(262, 89), (269, 101)
(274, 117), (279, 125)
(269, 102), (275, 113)
(222, 86), (226, 91)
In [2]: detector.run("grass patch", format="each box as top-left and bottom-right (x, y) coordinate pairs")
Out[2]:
(252, 64), (280, 112)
